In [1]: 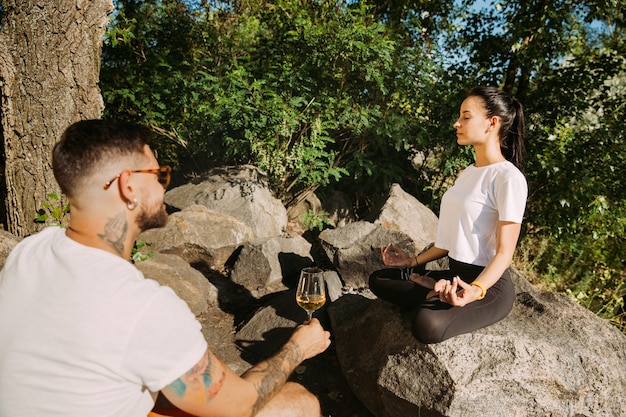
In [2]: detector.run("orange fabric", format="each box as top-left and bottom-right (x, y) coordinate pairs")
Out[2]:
(148, 408), (196, 417)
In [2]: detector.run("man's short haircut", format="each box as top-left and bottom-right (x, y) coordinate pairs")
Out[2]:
(53, 119), (153, 197)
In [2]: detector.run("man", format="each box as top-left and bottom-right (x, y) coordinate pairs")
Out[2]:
(0, 120), (331, 417)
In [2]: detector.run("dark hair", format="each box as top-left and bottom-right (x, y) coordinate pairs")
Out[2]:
(468, 86), (526, 172)
(53, 120), (153, 197)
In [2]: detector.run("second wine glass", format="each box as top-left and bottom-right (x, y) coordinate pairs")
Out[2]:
(295, 267), (326, 322)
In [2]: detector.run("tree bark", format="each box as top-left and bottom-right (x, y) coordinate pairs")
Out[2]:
(0, 0), (113, 237)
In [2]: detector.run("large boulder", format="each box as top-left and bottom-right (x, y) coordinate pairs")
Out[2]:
(230, 235), (314, 297)
(135, 252), (218, 316)
(319, 221), (434, 288)
(322, 190), (357, 228)
(286, 189), (357, 233)
(327, 268), (626, 417)
(164, 165), (288, 240)
(138, 204), (253, 270)
(370, 183), (439, 252)
(286, 191), (323, 236)
(319, 221), (420, 288)
(319, 186), (447, 289)
(234, 291), (303, 364)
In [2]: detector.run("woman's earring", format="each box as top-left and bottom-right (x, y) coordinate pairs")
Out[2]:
(127, 198), (138, 210)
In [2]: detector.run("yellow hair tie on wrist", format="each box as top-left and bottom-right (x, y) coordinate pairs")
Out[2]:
(471, 281), (486, 300)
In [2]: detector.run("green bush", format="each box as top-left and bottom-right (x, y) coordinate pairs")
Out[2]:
(100, 0), (626, 332)
(516, 234), (625, 333)
(35, 193), (69, 227)
(302, 209), (330, 232)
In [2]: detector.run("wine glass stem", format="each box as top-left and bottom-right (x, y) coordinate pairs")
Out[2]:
(307, 312), (312, 322)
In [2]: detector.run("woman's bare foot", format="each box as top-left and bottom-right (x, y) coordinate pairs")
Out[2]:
(409, 273), (435, 289)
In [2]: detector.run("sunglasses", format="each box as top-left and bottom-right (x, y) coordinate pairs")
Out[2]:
(103, 166), (172, 190)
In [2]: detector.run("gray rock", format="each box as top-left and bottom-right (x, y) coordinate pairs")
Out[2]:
(286, 191), (323, 235)
(319, 221), (416, 288)
(164, 165), (288, 239)
(234, 290), (334, 363)
(371, 183), (439, 252)
(230, 235), (314, 297)
(235, 291), (303, 364)
(138, 204), (252, 270)
(327, 268), (626, 417)
(323, 270), (343, 302)
(135, 252), (218, 315)
(322, 190), (357, 228)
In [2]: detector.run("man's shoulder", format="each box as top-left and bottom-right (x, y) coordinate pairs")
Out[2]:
(2, 226), (62, 264)
(20, 225), (62, 243)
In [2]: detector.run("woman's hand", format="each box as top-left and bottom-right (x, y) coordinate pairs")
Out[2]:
(381, 243), (412, 267)
(434, 277), (483, 306)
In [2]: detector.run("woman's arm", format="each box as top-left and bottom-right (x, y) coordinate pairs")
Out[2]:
(442, 221), (521, 306)
(474, 220), (521, 287)
(415, 245), (449, 267)
(381, 243), (448, 268)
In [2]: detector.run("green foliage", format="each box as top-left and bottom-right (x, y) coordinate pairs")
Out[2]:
(443, 0), (599, 98)
(104, 13), (136, 46)
(434, 0), (626, 331)
(131, 240), (154, 264)
(302, 209), (330, 232)
(518, 39), (626, 332)
(101, 0), (443, 206)
(102, 0), (198, 169)
(35, 193), (70, 227)
(516, 234), (626, 333)
(100, 0), (626, 331)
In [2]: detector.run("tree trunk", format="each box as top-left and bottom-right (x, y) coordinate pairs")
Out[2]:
(0, 0), (113, 237)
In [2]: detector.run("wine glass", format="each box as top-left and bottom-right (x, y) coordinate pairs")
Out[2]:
(296, 267), (326, 322)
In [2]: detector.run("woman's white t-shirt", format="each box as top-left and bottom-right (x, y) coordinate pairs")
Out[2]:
(435, 161), (527, 266)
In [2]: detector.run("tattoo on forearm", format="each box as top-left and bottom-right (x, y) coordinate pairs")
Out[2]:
(244, 341), (302, 415)
(207, 367), (226, 398)
(97, 212), (128, 255)
(168, 351), (226, 402)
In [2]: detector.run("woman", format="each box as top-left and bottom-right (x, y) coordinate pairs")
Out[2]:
(369, 86), (527, 344)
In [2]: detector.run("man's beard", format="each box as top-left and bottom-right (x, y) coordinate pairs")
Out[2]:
(136, 201), (168, 231)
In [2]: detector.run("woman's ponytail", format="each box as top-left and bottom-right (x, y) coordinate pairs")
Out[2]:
(507, 97), (526, 172)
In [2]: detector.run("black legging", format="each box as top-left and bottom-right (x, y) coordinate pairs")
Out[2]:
(368, 258), (515, 344)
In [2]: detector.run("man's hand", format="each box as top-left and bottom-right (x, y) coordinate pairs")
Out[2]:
(289, 319), (331, 361)
(162, 319), (331, 417)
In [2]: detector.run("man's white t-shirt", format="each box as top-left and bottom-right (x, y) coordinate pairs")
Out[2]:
(435, 161), (527, 266)
(0, 227), (208, 417)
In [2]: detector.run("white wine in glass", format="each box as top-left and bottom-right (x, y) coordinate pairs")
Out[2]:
(296, 267), (326, 322)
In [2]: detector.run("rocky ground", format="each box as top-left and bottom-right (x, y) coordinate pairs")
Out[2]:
(195, 268), (375, 417)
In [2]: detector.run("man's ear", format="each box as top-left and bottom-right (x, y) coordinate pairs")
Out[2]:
(116, 170), (135, 205)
